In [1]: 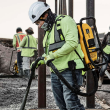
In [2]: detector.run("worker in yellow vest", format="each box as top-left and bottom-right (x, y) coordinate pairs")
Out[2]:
(20, 27), (37, 78)
(13, 27), (26, 76)
(29, 1), (85, 110)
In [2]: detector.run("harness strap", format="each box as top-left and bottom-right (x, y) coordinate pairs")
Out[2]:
(55, 16), (86, 70)
(55, 15), (66, 41)
(48, 15), (66, 51)
(74, 50), (87, 70)
(44, 15), (66, 53)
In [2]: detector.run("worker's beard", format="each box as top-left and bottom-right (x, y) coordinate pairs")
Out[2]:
(41, 10), (56, 31)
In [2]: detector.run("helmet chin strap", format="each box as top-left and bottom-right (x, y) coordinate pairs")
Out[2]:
(39, 19), (45, 21)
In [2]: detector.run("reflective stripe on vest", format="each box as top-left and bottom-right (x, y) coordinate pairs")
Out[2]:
(44, 40), (65, 52)
(49, 41), (65, 51)
(17, 34), (21, 43)
(44, 15), (66, 52)
(22, 36), (37, 49)
(23, 47), (37, 49)
(16, 34), (21, 50)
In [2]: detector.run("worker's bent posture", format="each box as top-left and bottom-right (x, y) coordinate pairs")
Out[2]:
(13, 27), (26, 76)
(29, 1), (85, 110)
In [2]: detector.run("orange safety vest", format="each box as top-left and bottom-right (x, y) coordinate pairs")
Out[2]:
(15, 33), (26, 51)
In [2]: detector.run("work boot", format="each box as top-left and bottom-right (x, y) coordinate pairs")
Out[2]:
(18, 68), (23, 77)
(98, 76), (104, 87)
(24, 69), (30, 78)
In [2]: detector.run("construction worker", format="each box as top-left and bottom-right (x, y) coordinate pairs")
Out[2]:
(98, 31), (110, 87)
(13, 27), (26, 76)
(29, 1), (85, 110)
(19, 27), (37, 78)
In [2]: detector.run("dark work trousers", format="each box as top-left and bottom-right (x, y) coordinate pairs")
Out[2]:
(51, 69), (85, 110)
(17, 51), (23, 70)
(100, 53), (110, 77)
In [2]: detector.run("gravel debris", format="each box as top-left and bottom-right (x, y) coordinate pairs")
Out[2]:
(0, 75), (108, 110)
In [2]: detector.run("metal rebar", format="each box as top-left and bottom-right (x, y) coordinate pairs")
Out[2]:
(62, 0), (67, 15)
(68, 0), (73, 18)
(86, 0), (95, 108)
(59, 0), (62, 14)
(38, 0), (46, 108)
(55, 0), (57, 13)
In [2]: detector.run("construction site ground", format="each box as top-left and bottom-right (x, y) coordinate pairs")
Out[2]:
(0, 75), (110, 110)
(31, 109), (109, 110)
(0, 39), (110, 110)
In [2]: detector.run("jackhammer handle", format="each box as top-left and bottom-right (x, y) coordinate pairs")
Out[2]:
(80, 17), (95, 26)
(20, 57), (43, 110)
(94, 54), (108, 66)
(31, 57), (44, 71)
(88, 50), (108, 67)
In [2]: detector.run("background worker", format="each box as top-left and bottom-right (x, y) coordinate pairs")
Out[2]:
(98, 30), (110, 87)
(13, 27), (26, 76)
(29, 1), (85, 110)
(20, 27), (37, 78)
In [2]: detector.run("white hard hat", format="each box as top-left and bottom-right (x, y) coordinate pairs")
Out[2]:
(28, 1), (50, 23)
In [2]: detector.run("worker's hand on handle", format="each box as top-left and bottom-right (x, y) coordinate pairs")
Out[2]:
(44, 54), (55, 66)
(30, 57), (44, 71)
(30, 60), (45, 69)
(30, 54), (55, 70)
